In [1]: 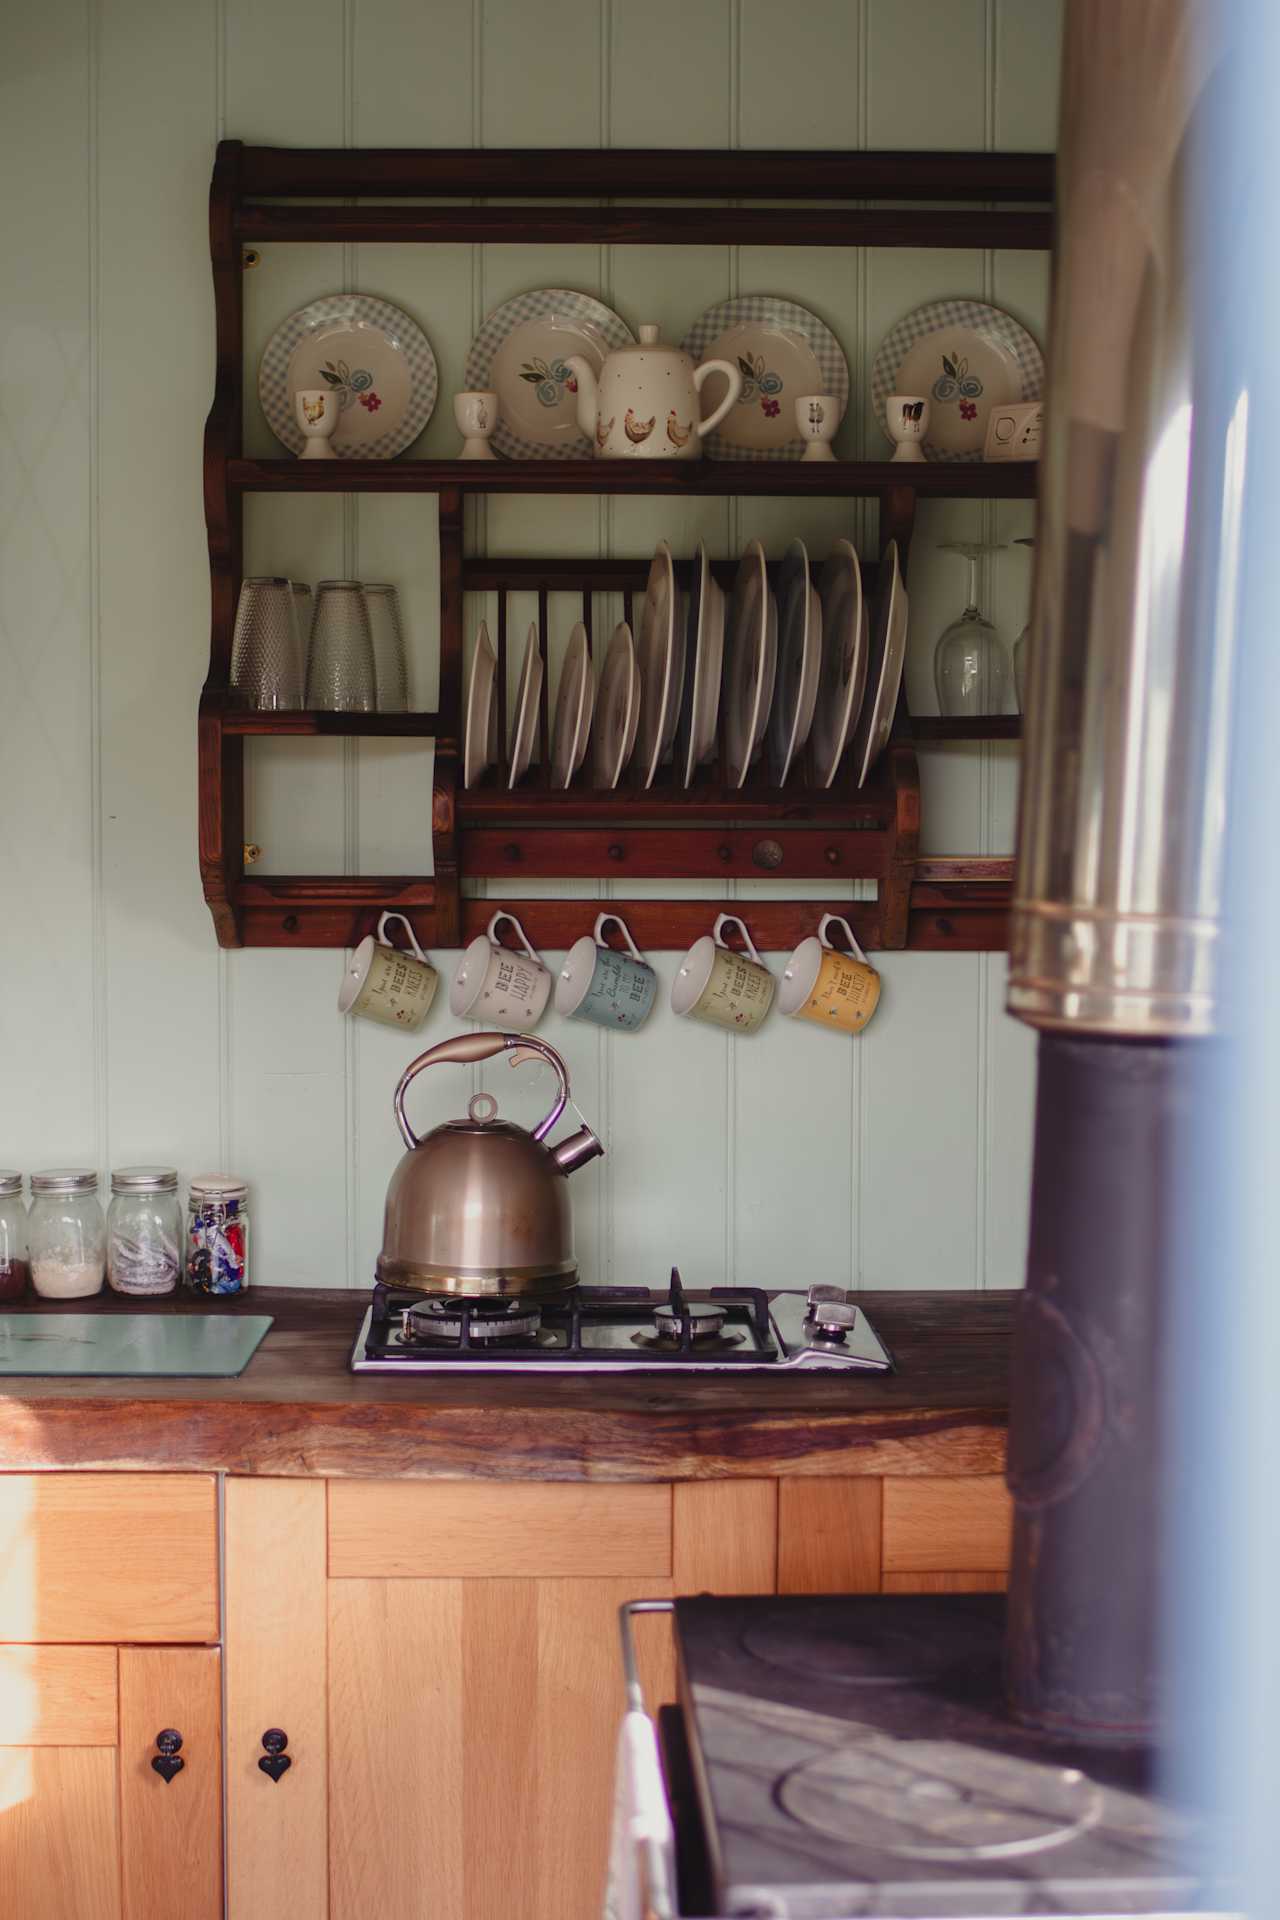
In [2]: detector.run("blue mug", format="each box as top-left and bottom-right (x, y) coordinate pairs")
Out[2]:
(555, 913), (657, 1032)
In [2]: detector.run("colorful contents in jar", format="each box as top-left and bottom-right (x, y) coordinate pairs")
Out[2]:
(187, 1198), (247, 1294)
(0, 1256), (29, 1302)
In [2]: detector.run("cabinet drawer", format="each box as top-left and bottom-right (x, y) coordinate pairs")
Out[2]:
(0, 1646), (118, 1745)
(881, 1475), (1012, 1575)
(329, 1480), (673, 1579)
(0, 1473), (218, 1642)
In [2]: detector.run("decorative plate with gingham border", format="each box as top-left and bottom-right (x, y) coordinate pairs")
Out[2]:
(465, 289), (635, 461)
(681, 295), (850, 462)
(871, 298), (1043, 464)
(259, 293), (438, 460)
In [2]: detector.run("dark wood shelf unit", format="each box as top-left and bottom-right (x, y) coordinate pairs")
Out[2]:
(910, 716), (1023, 742)
(201, 139), (1044, 952)
(227, 457), (1038, 500)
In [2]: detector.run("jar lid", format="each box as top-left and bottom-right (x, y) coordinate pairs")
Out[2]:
(0, 1171), (21, 1197)
(189, 1173), (247, 1200)
(111, 1165), (179, 1194)
(31, 1167), (99, 1194)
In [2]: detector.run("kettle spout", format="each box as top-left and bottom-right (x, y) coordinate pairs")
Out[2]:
(550, 1124), (603, 1176)
(563, 355), (597, 446)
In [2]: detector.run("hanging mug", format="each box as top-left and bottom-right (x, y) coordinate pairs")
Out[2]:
(779, 913), (881, 1034)
(450, 911), (551, 1030)
(556, 913), (657, 1031)
(671, 913), (775, 1033)
(338, 912), (439, 1029)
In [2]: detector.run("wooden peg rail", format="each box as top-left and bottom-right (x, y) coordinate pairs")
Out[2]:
(199, 140), (1042, 952)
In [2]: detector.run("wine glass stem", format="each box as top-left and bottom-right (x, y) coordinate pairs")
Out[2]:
(966, 553), (980, 618)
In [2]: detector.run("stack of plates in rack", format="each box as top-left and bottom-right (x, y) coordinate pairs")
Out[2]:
(460, 535), (909, 794)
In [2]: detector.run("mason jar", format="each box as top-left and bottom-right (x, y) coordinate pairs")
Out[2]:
(186, 1176), (249, 1295)
(29, 1169), (106, 1299)
(0, 1172), (29, 1302)
(108, 1167), (181, 1297)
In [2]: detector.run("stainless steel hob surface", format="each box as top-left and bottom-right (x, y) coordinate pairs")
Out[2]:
(662, 1593), (1218, 1919)
(350, 1273), (893, 1374)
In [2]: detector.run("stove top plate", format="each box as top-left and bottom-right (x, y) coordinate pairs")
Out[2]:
(349, 1285), (893, 1374)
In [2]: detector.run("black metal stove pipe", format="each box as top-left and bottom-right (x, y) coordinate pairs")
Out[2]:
(1004, 1033), (1209, 1743)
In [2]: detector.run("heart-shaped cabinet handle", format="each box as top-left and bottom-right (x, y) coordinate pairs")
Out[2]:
(151, 1729), (184, 1784)
(258, 1728), (292, 1782)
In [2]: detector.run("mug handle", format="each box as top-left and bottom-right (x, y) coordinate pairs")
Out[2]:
(377, 911), (428, 963)
(594, 912), (644, 963)
(818, 912), (871, 968)
(488, 910), (540, 964)
(713, 912), (764, 968)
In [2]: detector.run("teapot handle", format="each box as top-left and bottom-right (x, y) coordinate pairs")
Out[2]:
(692, 358), (744, 440)
(392, 1031), (570, 1150)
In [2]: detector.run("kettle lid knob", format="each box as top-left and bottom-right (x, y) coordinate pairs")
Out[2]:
(468, 1093), (499, 1126)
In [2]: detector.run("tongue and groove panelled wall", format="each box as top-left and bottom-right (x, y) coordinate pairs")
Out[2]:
(1, 0), (1060, 1296)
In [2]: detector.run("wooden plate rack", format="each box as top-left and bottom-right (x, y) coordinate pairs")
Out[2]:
(200, 141), (1047, 953)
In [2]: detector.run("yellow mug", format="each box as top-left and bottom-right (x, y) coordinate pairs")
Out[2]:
(671, 913), (775, 1033)
(779, 913), (881, 1035)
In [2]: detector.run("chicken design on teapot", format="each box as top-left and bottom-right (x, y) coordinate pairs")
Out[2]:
(566, 324), (742, 460)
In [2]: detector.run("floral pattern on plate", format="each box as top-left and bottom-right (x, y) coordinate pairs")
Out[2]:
(682, 296), (849, 461)
(465, 289), (634, 460)
(259, 293), (438, 460)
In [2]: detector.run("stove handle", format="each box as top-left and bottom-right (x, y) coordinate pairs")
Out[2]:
(619, 1598), (675, 1714)
(392, 1031), (570, 1149)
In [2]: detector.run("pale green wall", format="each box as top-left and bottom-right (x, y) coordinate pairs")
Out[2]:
(0, 0), (1061, 1295)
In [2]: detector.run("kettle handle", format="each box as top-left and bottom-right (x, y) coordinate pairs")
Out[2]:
(392, 1031), (571, 1150)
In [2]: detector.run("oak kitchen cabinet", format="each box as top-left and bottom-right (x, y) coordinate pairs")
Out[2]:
(225, 1471), (1012, 1920)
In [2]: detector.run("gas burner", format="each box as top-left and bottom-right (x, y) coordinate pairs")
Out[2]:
(402, 1298), (543, 1346)
(631, 1269), (744, 1353)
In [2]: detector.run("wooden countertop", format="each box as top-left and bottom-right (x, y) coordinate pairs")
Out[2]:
(0, 1288), (1012, 1482)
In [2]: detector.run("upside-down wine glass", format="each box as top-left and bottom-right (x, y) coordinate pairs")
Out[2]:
(933, 541), (1010, 717)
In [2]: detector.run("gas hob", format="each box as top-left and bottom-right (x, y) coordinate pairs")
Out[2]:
(350, 1272), (893, 1374)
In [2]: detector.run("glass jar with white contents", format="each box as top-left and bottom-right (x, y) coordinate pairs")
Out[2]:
(0, 1172), (29, 1302)
(29, 1169), (106, 1299)
(108, 1167), (181, 1297)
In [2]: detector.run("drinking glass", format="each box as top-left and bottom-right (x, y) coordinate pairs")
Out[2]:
(306, 581), (376, 711)
(291, 581), (313, 692)
(1012, 536), (1035, 714)
(229, 577), (304, 710)
(933, 542), (1010, 717)
(363, 582), (409, 712)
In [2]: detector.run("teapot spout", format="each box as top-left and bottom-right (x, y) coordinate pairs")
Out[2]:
(563, 355), (597, 445)
(550, 1124), (604, 1176)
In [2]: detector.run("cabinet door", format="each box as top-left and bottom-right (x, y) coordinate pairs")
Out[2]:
(224, 1477), (328, 1920)
(0, 1643), (221, 1920)
(0, 1648), (121, 1920)
(118, 1647), (222, 1920)
(327, 1479), (776, 1920)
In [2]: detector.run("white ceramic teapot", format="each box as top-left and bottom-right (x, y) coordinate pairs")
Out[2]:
(565, 324), (742, 460)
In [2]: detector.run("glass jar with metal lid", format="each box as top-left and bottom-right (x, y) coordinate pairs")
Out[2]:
(29, 1169), (106, 1299)
(0, 1172), (28, 1303)
(186, 1175), (249, 1295)
(108, 1167), (181, 1297)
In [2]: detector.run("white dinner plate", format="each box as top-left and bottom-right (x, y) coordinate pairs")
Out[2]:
(682, 295), (850, 461)
(768, 539), (823, 787)
(724, 541), (772, 788)
(259, 293), (438, 459)
(463, 621), (499, 788)
(634, 542), (678, 789)
(507, 624), (543, 789)
(551, 623), (595, 790)
(809, 541), (866, 788)
(593, 623), (640, 789)
(871, 299), (1043, 463)
(675, 542), (725, 787)
(850, 540), (909, 787)
(465, 289), (634, 460)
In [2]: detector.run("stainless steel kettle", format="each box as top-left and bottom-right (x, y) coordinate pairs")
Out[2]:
(377, 1031), (603, 1297)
